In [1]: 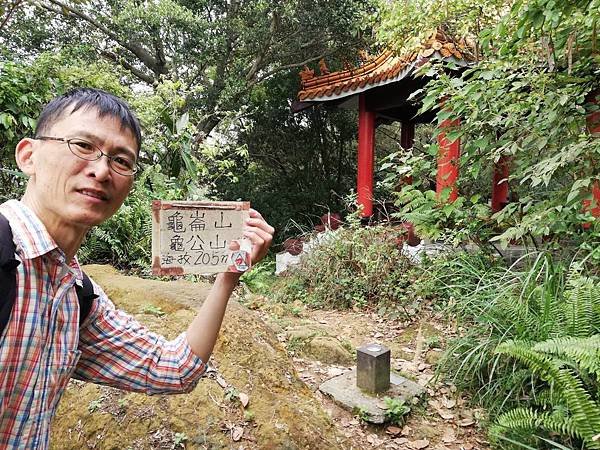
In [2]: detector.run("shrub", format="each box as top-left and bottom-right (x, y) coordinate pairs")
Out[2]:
(240, 258), (276, 294)
(273, 225), (417, 314)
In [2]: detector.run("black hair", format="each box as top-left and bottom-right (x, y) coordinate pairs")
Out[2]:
(34, 88), (142, 153)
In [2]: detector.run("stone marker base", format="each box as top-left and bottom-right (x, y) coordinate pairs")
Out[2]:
(319, 369), (425, 424)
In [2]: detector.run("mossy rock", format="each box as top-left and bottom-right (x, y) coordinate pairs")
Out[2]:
(303, 336), (354, 365)
(283, 326), (353, 365)
(50, 265), (343, 449)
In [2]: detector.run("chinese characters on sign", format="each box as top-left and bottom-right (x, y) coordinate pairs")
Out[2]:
(152, 200), (251, 275)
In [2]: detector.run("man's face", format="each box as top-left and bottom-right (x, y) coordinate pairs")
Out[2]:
(21, 107), (137, 229)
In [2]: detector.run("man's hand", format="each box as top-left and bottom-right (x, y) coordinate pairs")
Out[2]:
(243, 209), (275, 265)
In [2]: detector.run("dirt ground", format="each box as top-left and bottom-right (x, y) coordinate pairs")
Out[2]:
(244, 293), (491, 450)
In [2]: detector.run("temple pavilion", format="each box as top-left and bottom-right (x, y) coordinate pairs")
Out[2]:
(294, 30), (600, 223)
(292, 30), (485, 219)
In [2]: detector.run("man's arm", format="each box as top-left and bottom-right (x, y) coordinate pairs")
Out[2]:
(74, 209), (274, 394)
(185, 209), (274, 362)
(75, 294), (207, 394)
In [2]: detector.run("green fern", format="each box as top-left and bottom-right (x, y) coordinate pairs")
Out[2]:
(534, 336), (600, 380)
(491, 407), (575, 439)
(495, 339), (600, 449)
(562, 277), (600, 337)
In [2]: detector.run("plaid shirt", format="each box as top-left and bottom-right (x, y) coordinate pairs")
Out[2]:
(0, 200), (207, 449)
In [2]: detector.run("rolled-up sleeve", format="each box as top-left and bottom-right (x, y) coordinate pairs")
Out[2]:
(73, 281), (206, 394)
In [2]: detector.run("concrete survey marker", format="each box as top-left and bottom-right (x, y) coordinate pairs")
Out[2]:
(152, 200), (251, 275)
(320, 343), (424, 423)
(357, 343), (391, 393)
(319, 368), (425, 423)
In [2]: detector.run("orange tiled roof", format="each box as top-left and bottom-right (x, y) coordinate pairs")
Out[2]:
(298, 30), (473, 102)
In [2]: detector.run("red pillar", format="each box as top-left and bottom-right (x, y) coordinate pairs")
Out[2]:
(583, 183), (600, 218)
(583, 90), (600, 222)
(400, 120), (419, 245)
(491, 156), (510, 213)
(587, 89), (600, 136)
(358, 94), (376, 217)
(436, 115), (460, 202)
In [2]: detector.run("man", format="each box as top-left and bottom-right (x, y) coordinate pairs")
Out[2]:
(0, 88), (274, 449)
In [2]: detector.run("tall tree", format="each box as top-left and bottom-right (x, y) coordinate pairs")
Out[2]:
(4, 0), (374, 141)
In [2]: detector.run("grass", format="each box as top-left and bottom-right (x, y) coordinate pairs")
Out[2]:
(431, 251), (600, 448)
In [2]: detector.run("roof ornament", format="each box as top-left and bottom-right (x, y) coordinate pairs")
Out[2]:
(297, 28), (474, 102)
(318, 58), (330, 76)
(299, 65), (315, 83)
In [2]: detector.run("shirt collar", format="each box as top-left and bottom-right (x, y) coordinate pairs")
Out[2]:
(0, 200), (80, 273)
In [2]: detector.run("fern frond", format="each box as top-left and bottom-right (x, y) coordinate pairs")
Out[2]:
(562, 276), (600, 337)
(496, 340), (600, 448)
(493, 407), (549, 431)
(493, 407), (578, 438)
(534, 335), (600, 379)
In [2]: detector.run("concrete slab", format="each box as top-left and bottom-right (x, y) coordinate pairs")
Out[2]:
(404, 241), (537, 265)
(275, 251), (302, 274)
(319, 369), (425, 424)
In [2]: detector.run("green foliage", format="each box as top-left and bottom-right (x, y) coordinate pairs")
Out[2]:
(383, 397), (411, 425)
(355, 407), (371, 423)
(5, 0), (375, 141)
(2, 2), (375, 262)
(491, 337), (600, 449)
(243, 410), (255, 422)
(173, 432), (188, 447)
(213, 71), (358, 244)
(415, 59), (600, 251)
(0, 58), (54, 202)
(394, 185), (494, 248)
(379, 0), (600, 257)
(143, 305), (166, 317)
(377, 0), (509, 56)
(87, 398), (104, 413)
(433, 251), (600, 448)
(274, 225), (417, 314)
(240, 258), (276, 294)
(224, 387), (239, 403)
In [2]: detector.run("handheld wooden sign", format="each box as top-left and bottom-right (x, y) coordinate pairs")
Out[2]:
(152, 200), (251, 275)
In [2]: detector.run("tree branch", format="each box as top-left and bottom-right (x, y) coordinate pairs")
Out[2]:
(249, 49), (338, 88)
(44, 0), (167, 76)
(100, 50), (156, 84)
(0, 0), (24, 32)
(245, 10), (279, 82)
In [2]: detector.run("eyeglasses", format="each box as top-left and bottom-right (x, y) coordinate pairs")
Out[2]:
(36, 136), (138, 176)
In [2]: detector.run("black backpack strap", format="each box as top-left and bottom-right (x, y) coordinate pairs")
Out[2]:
(0, 213), (21, 336)
(0, 212), (97, 331)
(75, 272), (98, 327)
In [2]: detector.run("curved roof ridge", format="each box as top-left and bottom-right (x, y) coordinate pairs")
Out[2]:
(297, 31), (474, 103)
